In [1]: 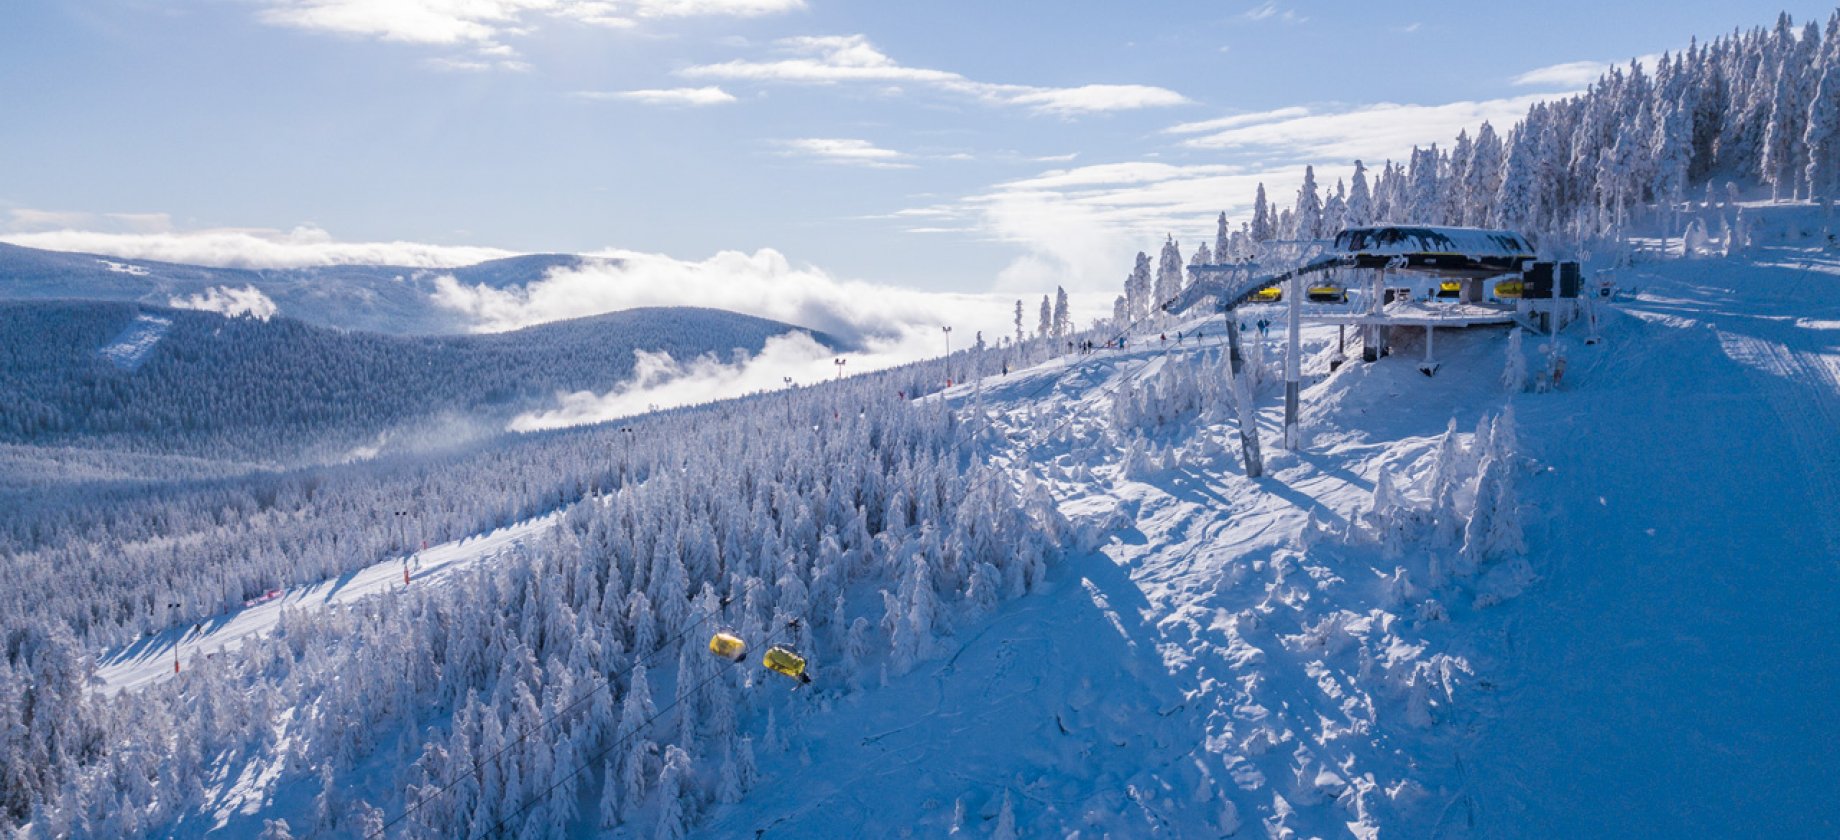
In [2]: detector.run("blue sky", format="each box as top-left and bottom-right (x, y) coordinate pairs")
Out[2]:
(1, 1), (1830, 304)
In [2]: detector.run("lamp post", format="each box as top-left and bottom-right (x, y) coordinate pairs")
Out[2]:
(941, 325), (953, 384)
(834, 358), (846, 381)
(783, 376), (794, 390)
(618, 426), (634, 485)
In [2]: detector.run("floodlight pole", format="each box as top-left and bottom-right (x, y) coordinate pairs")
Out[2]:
(619, 426), (634, 484)
(1284, 267), (1302, 449)
(941, 326), (953, 384)
(834, 358), (846, 381)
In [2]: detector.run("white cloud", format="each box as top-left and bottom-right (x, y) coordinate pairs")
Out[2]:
(1173, 95), (1552, 162)
(0, 225), (517, 269)
(628, 0), (804, 17)
(1242, 2), (1306, 24)
(581, 86), (737, 106)
(260, 0), (531, 45)
(5, 209), (173, 234)
(430, 244), (1079, 431)
(504, 283), (1118, 433)
(1007, 84), (1193, 115)
(681, 34), (1191, 115)
(168, 285), (281, 320)
(258, 0), (806, 69)
(1510, 60), (1609, 89)
(780, 137), (913, 168)
(1164, 107), (1312, 136)
(1511, 54), (1662, 89)
(943, 92), (1576, 296)
(427, 246), (1027, 345)
(508, 332), (857, 431)
(961, 161), (1308, 295)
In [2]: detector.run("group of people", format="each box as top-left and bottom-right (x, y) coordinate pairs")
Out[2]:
(989, 327), (1210, 378)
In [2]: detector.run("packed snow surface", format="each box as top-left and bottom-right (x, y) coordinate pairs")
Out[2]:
(97, 511), (561, 694)
(97, 313), (172, 370)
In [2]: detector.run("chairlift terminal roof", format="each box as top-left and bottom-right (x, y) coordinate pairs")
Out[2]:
(1333, 225), (1535, 277)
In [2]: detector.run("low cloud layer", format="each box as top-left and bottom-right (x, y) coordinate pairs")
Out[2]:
(428, 245), (1026, 345)
(168, 285), (280, 320)
(0, 224), (517, 269)
(508, 331), (854, 431)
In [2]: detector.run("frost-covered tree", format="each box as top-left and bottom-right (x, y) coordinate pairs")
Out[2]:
(1405, 145), (1441, 222)
(1038, 296), (1052, 339)
(1214, 211), (1231, 261)
(652, 745), (693, 840)
(1125, 251), (1153, 321)
(1494, 127), (1538, 232)
(1502, 328), (1527, 393)
(992, 791), (1018, 840)
(1190, 241), (1213, 272)
(1464, 123), (1505, 226)
(1807, 25), (1840, 199)
(1251, 184), (1274, 242)
(1346, 160), (1373, 227)
(1052, 287), (1071, 338)
(1294, 165), (1324, 239)
(1154, 236), (1184, 312)
(1323, 179), (1348, 236)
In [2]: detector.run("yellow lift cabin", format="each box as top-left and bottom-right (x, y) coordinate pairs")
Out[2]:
(1307, 283), (1347, 303)
(762, 645), (812, 685)
(708, 631), (747, 662)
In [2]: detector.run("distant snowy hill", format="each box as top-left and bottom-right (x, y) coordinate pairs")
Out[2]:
(0, 242), (585, 334)
(0, 300), (842, 463)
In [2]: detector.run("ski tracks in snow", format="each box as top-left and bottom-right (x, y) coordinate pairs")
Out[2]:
(95, 510), (564, 694)
(1714, 330), (1840, 557)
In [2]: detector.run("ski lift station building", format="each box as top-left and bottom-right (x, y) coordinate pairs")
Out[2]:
(1178, 224), (1589, 369)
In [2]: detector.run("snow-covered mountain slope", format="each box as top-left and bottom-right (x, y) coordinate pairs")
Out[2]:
(0, 300), (841, 463)
(705, 245), (1840, 837)
(97, 510), (562, 695)
(0, 242), (579, 334)
(9, 239), (1838, 839)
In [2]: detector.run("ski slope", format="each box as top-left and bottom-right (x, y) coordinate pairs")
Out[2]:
(96, 511), (563, 694)
(1455, 251), (1840, 836)
(707, 245), (1840, 837)
(708, 307), (1527, 837)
